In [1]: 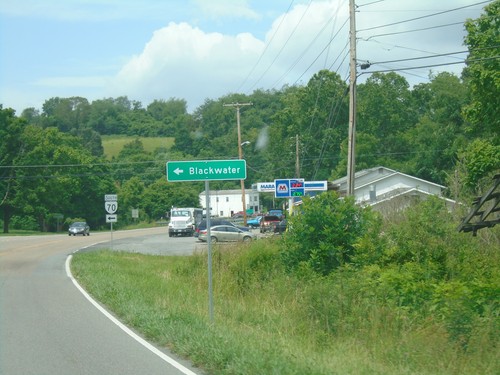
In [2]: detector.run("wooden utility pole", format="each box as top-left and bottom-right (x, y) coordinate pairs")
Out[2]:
(223, 102), (253, 225)
(347, 0), (357, 196)
(295, 134), (300, 178)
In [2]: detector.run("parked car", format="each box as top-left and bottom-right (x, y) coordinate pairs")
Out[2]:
(268, 209), (284, 219)
(274, 219), (288, 234)
(260, 215), (281, 233)
(231, 211), (245, 218)
(246, 216), (262, 228)
(198, 225), (256, 243)
(68, 222), (90, 236)
(195, 219), (249, 238)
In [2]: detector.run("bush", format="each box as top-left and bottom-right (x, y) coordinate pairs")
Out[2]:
(9, 215), (39, 231)
(280, 192), (382, 275)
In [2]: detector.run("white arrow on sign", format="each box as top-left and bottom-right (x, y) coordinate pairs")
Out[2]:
(173, 167), (184, 175)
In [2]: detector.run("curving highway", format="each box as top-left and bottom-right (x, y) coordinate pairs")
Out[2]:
(0, 227), (204, 375)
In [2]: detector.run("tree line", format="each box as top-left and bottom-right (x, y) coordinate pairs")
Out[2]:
(1, 1), (498, 233)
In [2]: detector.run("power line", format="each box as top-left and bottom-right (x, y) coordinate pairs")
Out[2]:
(360, 55), (500, 74)
(357, 1), (491, 33)
(362, 21), (465, 40)
(235, 0), (296, 93)
(247, 0), (314, 92)
(1, 144), (475, 181)
(0, 160), (160, 169)
(290, 20), (350, 87)
(362, 49), (469, 66)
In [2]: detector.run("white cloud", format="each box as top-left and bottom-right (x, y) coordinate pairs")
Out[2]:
(0, 0), (485, 114)
(107, 1), (350, 109)
(110, 22), (265, 109)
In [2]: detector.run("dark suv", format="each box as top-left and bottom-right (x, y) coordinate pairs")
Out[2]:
(260, 215), (281, 233)
(195, 219), (249, 238)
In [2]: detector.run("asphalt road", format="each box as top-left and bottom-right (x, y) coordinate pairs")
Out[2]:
(0, 227), (205, 375)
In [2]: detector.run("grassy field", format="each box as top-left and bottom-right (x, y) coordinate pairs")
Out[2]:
(70, 238), (499, 375)
(101, 136), (175, 159)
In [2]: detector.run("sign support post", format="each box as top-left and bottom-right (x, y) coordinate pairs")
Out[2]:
(205, 180), (213, 322)
(105, 194), (118, 250)
(167, 160), (247, 322)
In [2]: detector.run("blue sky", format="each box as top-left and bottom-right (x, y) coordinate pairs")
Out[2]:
(0, 0), (491, 114)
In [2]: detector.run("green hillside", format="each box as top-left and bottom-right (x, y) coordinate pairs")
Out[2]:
(101, 136), (175, 159)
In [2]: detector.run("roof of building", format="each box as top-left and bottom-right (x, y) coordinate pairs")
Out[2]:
(331, 166), (446, 190)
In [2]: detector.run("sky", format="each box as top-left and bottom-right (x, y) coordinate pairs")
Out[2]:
(0, 0), (492, 115)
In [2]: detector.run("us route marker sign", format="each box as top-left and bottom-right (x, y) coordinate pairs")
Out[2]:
(104, 194), (118, 214)
(166, 160), (246, 182)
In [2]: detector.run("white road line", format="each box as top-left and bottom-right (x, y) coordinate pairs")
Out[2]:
(65, 253), (198, 375)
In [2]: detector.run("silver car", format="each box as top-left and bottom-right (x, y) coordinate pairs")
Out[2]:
(68, 222), (90, 236)
(198, 225), (255, 243)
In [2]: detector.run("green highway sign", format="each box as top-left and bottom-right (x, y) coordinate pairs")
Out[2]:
(167, 160), (247, 182)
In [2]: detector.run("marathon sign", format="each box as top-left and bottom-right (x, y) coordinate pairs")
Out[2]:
(253, 181), (328, 193)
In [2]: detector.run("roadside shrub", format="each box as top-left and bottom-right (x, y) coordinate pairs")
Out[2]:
(280, 192), (381, 275)
(382, 197), (500, 347)
(9, 215), (38, 230)
(385, 197), (453, 275)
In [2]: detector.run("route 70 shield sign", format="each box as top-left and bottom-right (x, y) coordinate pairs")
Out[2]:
(104, 194), (118, 214)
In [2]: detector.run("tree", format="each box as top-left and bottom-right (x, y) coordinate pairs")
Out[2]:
(356, 72), (417, 167)
(111, 139), (163, 186)
(268, 70), (349, 181)
(87, 97), (131, 135)
(147, 98), (189, 136)
(41, 97), (90, 132)
(8, 126), (113, 231)
(142, 179), (200, 220)
(0, 106), (27, 232)
(404, 73), (468, 184)
(281, 191), (380, 275)
(456, 138), (500, 195)
(71, 127), (104, 157)
(462, 0), (500, 142)
(118, 176), (146, 223)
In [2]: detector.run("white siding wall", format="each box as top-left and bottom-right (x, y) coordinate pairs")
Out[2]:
(199, 190), (260, 217)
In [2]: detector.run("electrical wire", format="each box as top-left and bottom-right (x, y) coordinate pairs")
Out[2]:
(362, 21), (465, 40)
(357, 1), (491, 33)
(0, 143), (478, 181)
(247, 0), (314, 92)
(360, 55), (500, 75)
(363, 49), (469, 66)
(235, 0), (296, 93)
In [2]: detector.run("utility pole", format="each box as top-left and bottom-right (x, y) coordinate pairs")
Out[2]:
(295, 134), (300, 178)
(223, 102), (253, 226)
(347, 0), (357, 196)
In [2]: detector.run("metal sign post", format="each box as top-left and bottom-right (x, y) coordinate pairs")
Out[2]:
(105, 195), (118, 250)
(205, 181), (213, 322)
(167, 160), (247, 322)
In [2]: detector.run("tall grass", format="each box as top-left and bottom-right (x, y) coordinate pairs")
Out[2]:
(71, 233), (499, 375)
